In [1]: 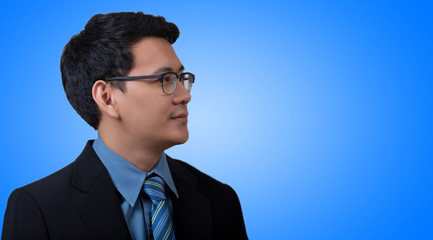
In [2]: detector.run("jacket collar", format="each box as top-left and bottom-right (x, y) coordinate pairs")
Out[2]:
(70, 140), (214, 240)
(72, 140), (132, 240)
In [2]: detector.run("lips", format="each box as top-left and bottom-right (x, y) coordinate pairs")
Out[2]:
(171, 111), (188, 120)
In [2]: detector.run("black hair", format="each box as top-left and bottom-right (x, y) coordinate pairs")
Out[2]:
(60, 12), (180, 130)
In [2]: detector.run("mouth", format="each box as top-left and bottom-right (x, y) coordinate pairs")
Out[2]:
(171, 111), (188, 122)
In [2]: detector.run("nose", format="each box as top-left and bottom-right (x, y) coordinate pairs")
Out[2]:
(172, 81), (191, 105)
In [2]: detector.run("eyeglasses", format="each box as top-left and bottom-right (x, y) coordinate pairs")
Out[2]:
(106, 72), (195, 95)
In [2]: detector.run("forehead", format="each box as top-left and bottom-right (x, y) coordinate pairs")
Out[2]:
(129, 37), (182, 75)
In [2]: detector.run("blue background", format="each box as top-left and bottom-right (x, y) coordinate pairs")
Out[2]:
(1, 0), (432, 239)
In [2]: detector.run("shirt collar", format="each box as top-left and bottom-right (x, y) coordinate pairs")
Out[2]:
(92, 134), (179, 207)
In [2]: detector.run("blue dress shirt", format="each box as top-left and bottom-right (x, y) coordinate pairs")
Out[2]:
(92, 135), (178, 240)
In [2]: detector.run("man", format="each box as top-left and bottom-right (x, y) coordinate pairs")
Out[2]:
(2, 12), (248, 240)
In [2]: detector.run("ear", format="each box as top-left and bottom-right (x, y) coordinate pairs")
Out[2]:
(92, 80), (120, 119)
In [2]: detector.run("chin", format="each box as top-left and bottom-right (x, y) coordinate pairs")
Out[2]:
(165, 131), (189, 148)
(176, 133), (189, 145)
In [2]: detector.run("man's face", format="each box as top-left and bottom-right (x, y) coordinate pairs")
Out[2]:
(113, 37), (191, 150)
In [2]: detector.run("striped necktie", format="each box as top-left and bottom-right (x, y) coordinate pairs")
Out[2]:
(143, 175), (175, 240)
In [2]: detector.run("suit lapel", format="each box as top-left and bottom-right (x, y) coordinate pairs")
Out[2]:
(168, 157), (214, 240)
(72, 141), (131, 240)
(69, 142), (214, 240)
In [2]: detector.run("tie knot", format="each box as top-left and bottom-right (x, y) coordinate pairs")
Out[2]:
(143, 175), (167, 201)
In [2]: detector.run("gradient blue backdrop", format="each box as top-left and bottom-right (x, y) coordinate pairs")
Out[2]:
(1, 0), (432, 239)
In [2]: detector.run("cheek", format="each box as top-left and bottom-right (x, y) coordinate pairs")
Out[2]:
(126, 94), (172, 125)
(117, 83), (174, 129)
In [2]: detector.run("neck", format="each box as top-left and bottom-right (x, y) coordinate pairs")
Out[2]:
(98, 129), (164, 173)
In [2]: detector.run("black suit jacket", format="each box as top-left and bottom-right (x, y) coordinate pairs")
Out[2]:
(2, 141), (248, 240)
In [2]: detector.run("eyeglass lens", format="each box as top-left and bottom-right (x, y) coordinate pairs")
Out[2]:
(162, 73), (194, 94)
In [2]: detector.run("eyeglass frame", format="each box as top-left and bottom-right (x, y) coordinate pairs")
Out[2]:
(105, 72), (195, 95)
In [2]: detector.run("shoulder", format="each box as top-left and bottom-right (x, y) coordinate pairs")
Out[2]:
(13, 140), (103, 201)
(22, 162), (74, 191)
(10, 162), (75, 204)
(167, 157), (248, 239)
(167, 156), (239, 201)
(2, 162), (76, 237)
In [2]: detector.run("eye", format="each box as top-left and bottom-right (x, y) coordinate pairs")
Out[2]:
(163, 74), (175, 85)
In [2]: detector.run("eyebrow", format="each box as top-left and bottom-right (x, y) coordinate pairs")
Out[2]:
(152, 65), (185, 74)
